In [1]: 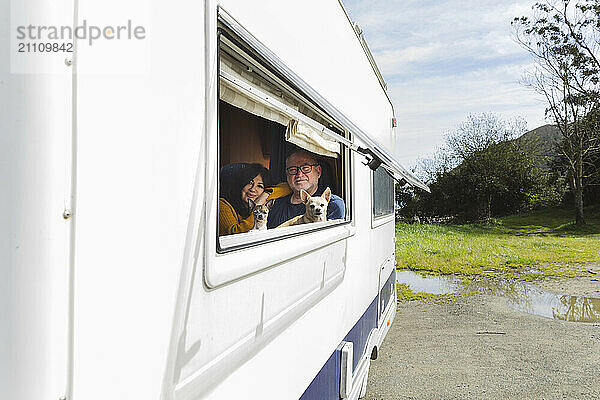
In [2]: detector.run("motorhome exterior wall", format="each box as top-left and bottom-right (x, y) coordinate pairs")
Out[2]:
(2, 0), (399, 399)
(1, 0), (74, 396)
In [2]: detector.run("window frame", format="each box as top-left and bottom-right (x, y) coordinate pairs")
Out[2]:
(370, 166), (395, 229)
(215, 22), (353, 254)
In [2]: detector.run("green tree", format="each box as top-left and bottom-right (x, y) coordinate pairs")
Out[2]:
(513, 0), (600, 224)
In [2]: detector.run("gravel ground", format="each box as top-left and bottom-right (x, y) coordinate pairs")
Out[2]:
(365, 273), (600, 400)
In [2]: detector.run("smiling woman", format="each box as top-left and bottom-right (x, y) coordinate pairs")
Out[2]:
(219, 163), (271, 235)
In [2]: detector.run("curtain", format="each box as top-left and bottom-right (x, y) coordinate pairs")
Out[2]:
(220, 51), (340, 159)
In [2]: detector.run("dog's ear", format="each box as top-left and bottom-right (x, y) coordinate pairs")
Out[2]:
(300, 189), (311, 204)
(322, 187), (331, 203)
(265, 198), (274, 210)
(248, 199), (256, 210)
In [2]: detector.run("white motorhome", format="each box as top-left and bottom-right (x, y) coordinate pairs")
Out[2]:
(1, 1), (428, 399)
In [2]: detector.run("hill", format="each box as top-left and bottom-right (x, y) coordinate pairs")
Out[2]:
(515, 124), (562, 169)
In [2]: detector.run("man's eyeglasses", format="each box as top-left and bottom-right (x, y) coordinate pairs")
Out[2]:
(285, 164), (319, 176)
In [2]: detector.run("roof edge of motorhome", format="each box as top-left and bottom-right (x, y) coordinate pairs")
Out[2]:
(337, 0), (394, 115)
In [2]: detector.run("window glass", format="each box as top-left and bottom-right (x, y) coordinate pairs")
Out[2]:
(372, 167), (394, 218)
(217, 32), (350, 250)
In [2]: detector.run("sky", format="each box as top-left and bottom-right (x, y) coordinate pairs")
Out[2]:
(342, 0), (548, 167)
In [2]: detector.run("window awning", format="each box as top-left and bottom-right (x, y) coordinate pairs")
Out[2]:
(218, 10), (429, 192)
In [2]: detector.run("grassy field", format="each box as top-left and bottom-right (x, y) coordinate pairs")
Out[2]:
(395, 206), (600, 279)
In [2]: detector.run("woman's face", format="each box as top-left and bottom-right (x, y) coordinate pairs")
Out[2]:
(241, 174), (265, 205)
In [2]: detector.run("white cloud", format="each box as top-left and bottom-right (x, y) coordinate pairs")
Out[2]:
(342, 0), (547, 167)
(375, 44), (442, 72)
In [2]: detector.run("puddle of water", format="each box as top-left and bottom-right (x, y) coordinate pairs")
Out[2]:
(396, 270), (461, 295)
(396, 270), (600, 323)
(523, 268), (542, 274)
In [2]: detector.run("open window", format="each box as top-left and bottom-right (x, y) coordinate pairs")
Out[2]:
(217, 27), (351, 251)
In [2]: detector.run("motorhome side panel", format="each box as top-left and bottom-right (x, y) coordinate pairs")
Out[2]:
(69, 0), (207, 399)
(2, 0), (400, 399)
(1, 0), (74, 398)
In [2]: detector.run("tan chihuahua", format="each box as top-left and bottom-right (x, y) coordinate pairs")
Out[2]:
(249, 198), (274, 231)
(277, 187), (331, 228)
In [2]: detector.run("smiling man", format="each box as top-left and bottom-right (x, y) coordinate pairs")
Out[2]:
(267, 149), (345, 228)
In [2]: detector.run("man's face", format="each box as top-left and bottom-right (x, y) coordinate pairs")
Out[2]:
(285, 152), (321, 195)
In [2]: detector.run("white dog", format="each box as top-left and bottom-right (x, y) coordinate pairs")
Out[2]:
(277, 187), (331, 228)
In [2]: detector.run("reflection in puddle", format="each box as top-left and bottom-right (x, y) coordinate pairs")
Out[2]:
(396, 271), (461, 294)
(508, 287), (600, 323)
(397, 271), (600, 323)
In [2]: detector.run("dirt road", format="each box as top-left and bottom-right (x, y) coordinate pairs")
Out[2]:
(365, 276), (600, 399)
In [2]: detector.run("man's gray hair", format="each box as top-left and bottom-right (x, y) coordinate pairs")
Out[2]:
(285, 149), (319, 165)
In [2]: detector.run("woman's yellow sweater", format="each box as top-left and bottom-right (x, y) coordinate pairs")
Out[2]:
(218, 183), (291, 236)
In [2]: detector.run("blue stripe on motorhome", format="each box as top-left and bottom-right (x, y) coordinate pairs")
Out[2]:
(344, 295), (378, 371)
(298, 346), (341, 400)
(300, 268), (395, 400)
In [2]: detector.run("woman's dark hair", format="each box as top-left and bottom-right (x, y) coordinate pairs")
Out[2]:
(222, 163), (272, 218)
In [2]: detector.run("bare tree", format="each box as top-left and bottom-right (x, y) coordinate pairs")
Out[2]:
(417, 113), (526, 181)
(513, 0), (600, 225)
